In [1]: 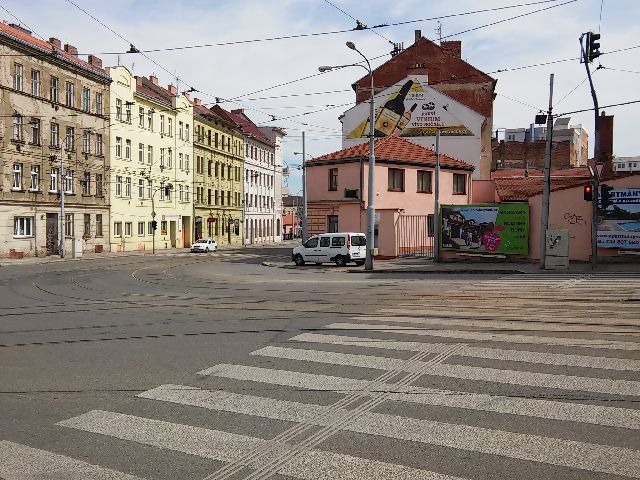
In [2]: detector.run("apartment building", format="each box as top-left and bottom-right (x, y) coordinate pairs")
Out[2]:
(0, 23), (110, 257)
(107, 66), (193, 252)
(194, 102), (244, 245)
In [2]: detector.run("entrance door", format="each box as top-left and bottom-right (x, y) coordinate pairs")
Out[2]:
(182, 216), (191, 248)
(46, 213), (58, 255)
(170, 221), (177, 248)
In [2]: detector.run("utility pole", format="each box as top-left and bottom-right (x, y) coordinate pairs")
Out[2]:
(539, 73), (555, 269)
(433, 129), (441, 262)
(59, 140), (66, 258)
(581, 31), (602, 269)
(301, 131), (308, 243)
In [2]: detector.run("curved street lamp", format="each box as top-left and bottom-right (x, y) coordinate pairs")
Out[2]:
(318, 41), (376, 270)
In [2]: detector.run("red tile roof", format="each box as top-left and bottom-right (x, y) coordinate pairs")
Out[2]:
(308, 136), (473, 170)
(227, 109), (274, 146)
(205, 104), (241, 129)
(494, 176), (590, 201)
(0, 22), (108, 78)
(135, 77), (173, 107)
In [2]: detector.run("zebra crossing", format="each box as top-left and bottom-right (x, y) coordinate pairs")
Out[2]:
(2, 275), (639, 479)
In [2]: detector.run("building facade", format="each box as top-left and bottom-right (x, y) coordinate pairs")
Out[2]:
(107, 66), (193, 252)
(0, 23), (110, 257)
(228, 109), (279, 245)
(259, 126), (286, 242)
(614, 156), (640, 173)
(194, 102), (244, 245)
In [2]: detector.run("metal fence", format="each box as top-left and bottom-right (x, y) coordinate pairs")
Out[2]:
(395, 214), (434, 258)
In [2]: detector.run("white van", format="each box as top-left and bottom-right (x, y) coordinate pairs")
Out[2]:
(292, 232), (367, 267)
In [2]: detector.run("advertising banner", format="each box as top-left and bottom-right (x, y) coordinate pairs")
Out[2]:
(441, 204), (529, 255)
(346, 77), (475, 140)
(597, 187), (640, 249)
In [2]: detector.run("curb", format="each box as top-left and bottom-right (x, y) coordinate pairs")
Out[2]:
(346, 268), (528, 274)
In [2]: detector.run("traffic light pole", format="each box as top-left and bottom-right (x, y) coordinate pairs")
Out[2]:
(539, 73), (554, 269)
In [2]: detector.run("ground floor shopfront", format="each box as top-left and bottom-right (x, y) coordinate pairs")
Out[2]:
(0, 202), (110, 258)
(244, 213), (281, 245)
(195, 206), (243, 246)
(109, 212), (192, 253)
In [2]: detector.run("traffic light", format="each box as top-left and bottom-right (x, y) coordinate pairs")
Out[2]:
(600, 184), (614, 209)
(583, 184), (593, 201)
(151, 220), (158, 231)
(586, 31), (601, 63)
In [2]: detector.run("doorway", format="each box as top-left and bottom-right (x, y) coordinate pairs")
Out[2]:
(170, 221), (177, 248)
(46, 213), (58, 255)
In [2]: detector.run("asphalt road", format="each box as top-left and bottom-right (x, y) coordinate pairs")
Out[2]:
(0, 245), (639, 480)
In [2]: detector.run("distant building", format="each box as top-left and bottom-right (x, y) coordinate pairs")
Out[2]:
(282, 194), (303, 237)
(614, 156), (640, 173)
(258, 125), (287, 243)
(0, 23), (111, 258)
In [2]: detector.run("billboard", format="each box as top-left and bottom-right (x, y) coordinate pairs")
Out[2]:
(597, 187), (640, 249)
(346, 76), (476, 140)
(441, 204), (529, 255)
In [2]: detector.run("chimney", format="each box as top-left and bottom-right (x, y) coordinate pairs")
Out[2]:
(135, 76), (142, 87)
(194, 98), (202, 106)
(49, 37), (62, 50)
(8, 23), (31, 35)
(442, 40), (462, 58)
(64, 44), (78, 56)
(87, 55), (103, 68)
(599, 111), (614, 171)
(168, 84), (177, 95)
(149, 75), (158, 85)
(231, 108), (244, 114)
(414, 30), (422, 43)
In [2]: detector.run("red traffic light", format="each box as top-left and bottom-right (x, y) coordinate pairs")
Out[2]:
(584, 184), (593, 201)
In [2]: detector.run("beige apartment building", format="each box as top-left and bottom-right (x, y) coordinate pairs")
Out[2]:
(107, 66), (193, 252)
(0, 23), (110, 257)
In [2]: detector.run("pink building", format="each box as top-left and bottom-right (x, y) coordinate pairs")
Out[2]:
(306, 136), (473, 257)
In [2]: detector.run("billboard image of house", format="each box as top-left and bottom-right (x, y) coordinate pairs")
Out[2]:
(597, 187), (640, 249)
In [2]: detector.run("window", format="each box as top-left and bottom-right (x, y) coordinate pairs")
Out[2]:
(305, 237), (318, 248)
(417, 170), (432, 193)
(328, 168), (338, 191)
(215, 162), (219, 177)
(82, 171), (91, 195)
(82, 130), (91, 153)
(168, 118), (172, 136)
(179, 183), (184, 201)
(115, 175), (122, 196)
(138, 221), (145, 236)
(147, 221), (153, 235)
(220, 190), (225, 206)
(124, 222), (132, 237)
(139, 107), (145, 127)
(178, 121), (183, 140)
(65, 81), (74, 108)
(139, 143), (144, 163)
(115, 137), (122, 157)
(95, 174), (103, 197)
(50, 123), (59, 148)
(12, 114), (23, 141)
(138, 179), (145, 198)
(14, 217), (33, 237)
(388, 168), (404, 191)
(160, 148), (165, 168)
(49, 168), (59, 193)
(147, 145), (153, 164)
(115, 98), (122, 121)
(30, 165), (40, 191)
(160, 221), (167, 233)
(331, 235), (345, 247)
(50, 76), (59, 103)
(12, 163), (22, 190)
(31, 69), (40, 96)
(96, 134), (103, 155)
(320, 236), (331, 247)
(65, 213), (74, 237)
(13, 62), (23, 91)
(113, 221), (122, 237)
(96, 92), (103, 115)
(64, 169), (73, 194)
(125, 102), (131, 123)
(125, 139), (131, 160)
(84, 214), (91, 237)
(179, 153), (183, 170)
(96, 214), (103, 236)
(185, 155), (190, 172)
(147, 110), (153, 130)
(30, 118), (40, 144)
(160, 181), (165, 201)
(160, 115), (165, 134)
(146, 180), (151, 199)
(167, 149), (172, 168)
(125, 177), (131, 197)
(185, 123), (190, 141)
(82, 87), (90, 112)
(65, 126), (75, 151)
(453, 173), (467, 194)
(185, 185), (190, 202)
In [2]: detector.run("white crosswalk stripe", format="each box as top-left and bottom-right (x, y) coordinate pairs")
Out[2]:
(57, 410), (467, 480)
(290, 332), (640, 371)
(326, 322), (640, 350)
(0, 440), (145, 480)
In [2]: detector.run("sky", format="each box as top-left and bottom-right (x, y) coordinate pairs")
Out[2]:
(4, 0), (639, 193)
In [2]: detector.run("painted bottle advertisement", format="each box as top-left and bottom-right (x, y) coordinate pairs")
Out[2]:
(374, 80), (413, 137)
(392, 103), (418, 136)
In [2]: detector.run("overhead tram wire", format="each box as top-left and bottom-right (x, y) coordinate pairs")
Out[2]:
(555, 99), (640, 117)
(322, 0), (396, 46)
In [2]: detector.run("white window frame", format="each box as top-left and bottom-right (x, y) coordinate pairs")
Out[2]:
(65, 213), (74, 237)
(82, 171), (91, 195)
(13, 62), (23, 91)
(82, 87), (90, 112)
(124, 222), (133, 237)
(138, 221), (145, 236)
(125, 101), (131, 123)
(147, 145), (153, 164)
(115, 137), (122, 157)
(125, 139), (131, 160)
(96, 134), (103, 155)
(50, 76), (59, 103)
(30, 118), (40, 145)
(82, 130), (91, 153)
(138, 179), (145, 199)
(138, 143), (144, 163)
(13, 216), (33, 237)
(12, 163), (22, 190)
(12, 114), (23, 141)
(125, 177), (132, 198)
(30, 165), (40, 192)
(64, 169), (74, 194)
(96, 92), (103, 115)
(65, 81), (74, 108)
(50, 123), (59, 148)
(167, 148), (172, 168)
(116, 98), (122, 121)
(31, 69), (40, 96)
(95, 174), (103, 197)
(113, 221), (122, 237)
(139, 107), (145, 127)
(49, 168), (59, 193)
(115, 175), (122, 196)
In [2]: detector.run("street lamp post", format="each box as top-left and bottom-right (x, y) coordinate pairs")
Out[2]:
(319, 41), (375, 270)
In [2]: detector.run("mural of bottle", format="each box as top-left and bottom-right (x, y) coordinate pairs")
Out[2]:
(392, 103), (417, 136)
(374, 80), (414, 137)
(360, 107), (381, 138)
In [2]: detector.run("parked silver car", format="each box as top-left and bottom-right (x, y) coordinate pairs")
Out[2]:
(191, 238), (218, 253)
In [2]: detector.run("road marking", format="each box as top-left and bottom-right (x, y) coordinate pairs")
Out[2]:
(291, 332), (640, 372)
(251, 346), (640, 396)
(197, 364), (640, 429)
(326, 322), (640, 351)
(0, 440), (144, 479)
(134, 386), (640, 478)
(57, 410), (467, 480)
